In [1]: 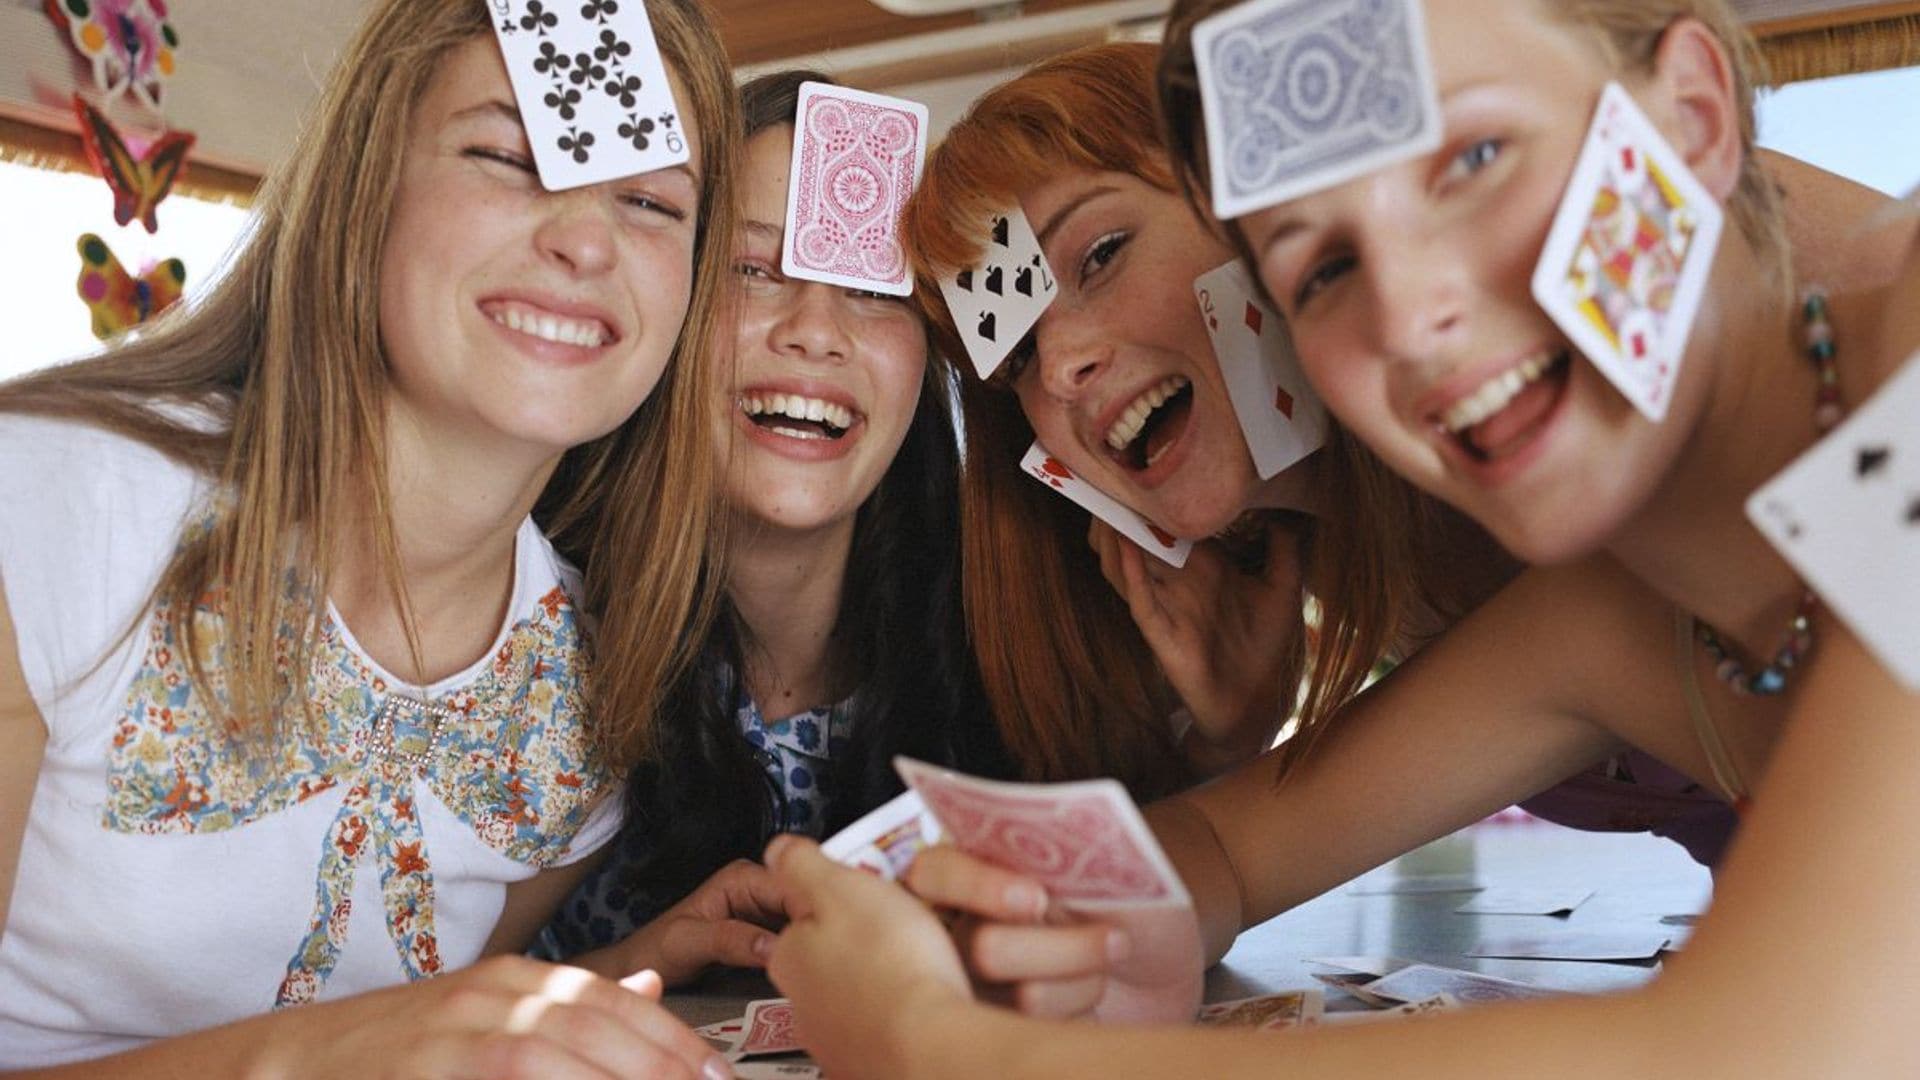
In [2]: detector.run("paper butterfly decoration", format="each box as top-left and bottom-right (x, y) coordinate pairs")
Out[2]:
(44, 0), (180, 111)
(75, 233), (186, 340)
(72, 96), (194, 234)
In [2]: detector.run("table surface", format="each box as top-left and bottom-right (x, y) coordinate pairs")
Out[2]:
(666, 818), (1713, 1032)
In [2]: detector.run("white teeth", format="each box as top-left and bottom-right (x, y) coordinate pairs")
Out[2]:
(489, 303), (610, 348)
(740, 393), (855, 433)
(1105, 375), (1191, 452)
(1440, 351), (1560, 434)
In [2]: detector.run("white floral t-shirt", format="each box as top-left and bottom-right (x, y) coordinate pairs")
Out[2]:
(0, 413), (621, 1066)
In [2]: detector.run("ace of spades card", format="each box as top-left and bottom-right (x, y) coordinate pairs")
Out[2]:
(938, 206), (1059, 379)
(1192, 0), (1444, 220)
(489, 0), (689, 191)
(781, 82), (929, 296)
(1531, 82), (1724, 422)
(1194, 259), (1328, 479)
(1746, 353), (1920, 692)
(1020, 443), (1193, 568)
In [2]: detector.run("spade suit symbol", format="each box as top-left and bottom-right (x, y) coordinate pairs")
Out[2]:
(1857, 445), (1892, 479)
(977, 310), (997, 343)
(984, 265), (1004, 296)
(1906, 494), (1920, 528)
(954, 269), (974, 292)
(1014, 265), (1033, 297)
(991, 216), (1011, 247)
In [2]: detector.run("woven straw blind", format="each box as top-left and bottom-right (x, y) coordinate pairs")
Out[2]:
(1745, 1), (1920, 81)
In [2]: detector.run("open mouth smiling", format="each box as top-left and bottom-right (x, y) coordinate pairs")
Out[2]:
(1435, 347), (1572, 463)
(1103, 374), (1193, 472)
(739, 392), (858, 441)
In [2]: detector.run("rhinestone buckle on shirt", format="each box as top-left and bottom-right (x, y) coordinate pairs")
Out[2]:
(364, 694), (455, 771)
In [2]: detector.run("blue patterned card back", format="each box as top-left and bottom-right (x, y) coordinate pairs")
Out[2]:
(1194, 0), (1443, 219)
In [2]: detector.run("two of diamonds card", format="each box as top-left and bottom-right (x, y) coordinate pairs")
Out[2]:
(937, 206), (1059, 379)
(1192, 0), (1443, 220)
(1747, 352), (1920, 691)
(781, 82), (929, 297)
(893, 757), (1192, 912)
(1194, 259), (1328, 479)
(1532, 81), (1724, 422)
(1021, 443), (1194, 569)
(490, 0), (690, 190)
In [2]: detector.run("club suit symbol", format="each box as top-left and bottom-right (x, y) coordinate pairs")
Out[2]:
(976, 311), (997, 343)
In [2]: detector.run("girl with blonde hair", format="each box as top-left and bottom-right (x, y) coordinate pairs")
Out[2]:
(0, 0), (739, 1075)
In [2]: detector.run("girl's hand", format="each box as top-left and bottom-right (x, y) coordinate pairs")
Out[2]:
(763, 835), (973, 1079)
(902, 845), (1206, 1024)
(1089, 517), (1306, 775)
(599, 858), (789, 986)
(254, 955), (732, 1080)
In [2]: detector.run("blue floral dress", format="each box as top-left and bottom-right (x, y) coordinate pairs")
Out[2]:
(534, 694), (855, 958)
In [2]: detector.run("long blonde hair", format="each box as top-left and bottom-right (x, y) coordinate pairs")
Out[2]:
(0, 0), (740, 773)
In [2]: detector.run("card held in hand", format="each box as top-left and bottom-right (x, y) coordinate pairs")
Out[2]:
(781, 81), (928, 296)
(894, 757), (1191, 911)
(1746, 351), (1920, 691)
(937, 205), (1059, 379)
(1192, 0), (1443, 220)
(819, 789), (944, 881)
(1531, 81), (1724, 422)
(1194, 259), (1328, 479)
(489, 0), (690, 191)
(1021, 442), (1194, 569)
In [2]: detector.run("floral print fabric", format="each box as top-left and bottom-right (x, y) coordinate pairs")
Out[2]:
(104, 585), (610, 1006)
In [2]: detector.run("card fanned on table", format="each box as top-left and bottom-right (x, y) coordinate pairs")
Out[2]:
(1530, 81), (1724, 422)
(937, 205), (1059, 379)
(1362, 963), (1560, 1005)
(1746, 352), (1920, 691)
(489, 0), (690, 190)
(781, 82), (929, 297)
(893, 757), (1192, 911)
(1021, 442), (1194, 569)
(1194, 258), (1329, 479)
(1198, 989), (1325, 1030)
(1192, 0), (1444, 220)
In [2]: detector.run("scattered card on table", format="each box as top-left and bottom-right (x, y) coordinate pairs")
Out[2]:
(1454, 887), (1592, 916)
(1021, 442), (1194, 568)
(819, 788), (943, 881)
(1746, 352), (1920, 691)
(1198, 989), (1324, 1029)
(735, 997), (803, 1059)
(733, 1064), (823, 1080)
(1364, 963), (1560, 1006)
(1468, 928), (1670, 962)
(781, 81), (928, 296)
(1191, 0), (1443, 220)
(1531, 81), (1724, 422)
(939, 206), (1058, 379)
(1193, 259), (1328, 479)
(1312, 993), (1463, 1025)
(894, 757), (1191, 910)
(489, 0), (689, 190)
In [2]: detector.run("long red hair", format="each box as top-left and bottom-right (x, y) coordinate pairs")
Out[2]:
(901, 44), (1488, 792)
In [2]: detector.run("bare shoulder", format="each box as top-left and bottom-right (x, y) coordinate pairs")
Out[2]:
(1867, 222), (1920, 384)
(1487, 556), (1687, 716)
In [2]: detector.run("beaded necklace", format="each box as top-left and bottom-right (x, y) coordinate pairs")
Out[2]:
(1695, 289), (1836, 696)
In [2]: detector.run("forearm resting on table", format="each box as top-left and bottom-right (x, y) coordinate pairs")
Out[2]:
(1144, 797), (1244, 965)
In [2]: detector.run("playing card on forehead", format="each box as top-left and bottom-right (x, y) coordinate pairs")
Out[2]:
(781, 82), (928, 296)
(894, 757), (1191, 911)
(1194, 259), (1328, 478)
(1193, 0), (1443, 221)
(489, 0), (690, 190)
(938, 205), (1058, 379)
(1746, 351), (1920, 691)
(1531, 81), (1724, 422)
(1020, 442), (1193, 569)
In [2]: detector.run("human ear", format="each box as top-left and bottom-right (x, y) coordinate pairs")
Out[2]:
(1645, 17), (1745, 204)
